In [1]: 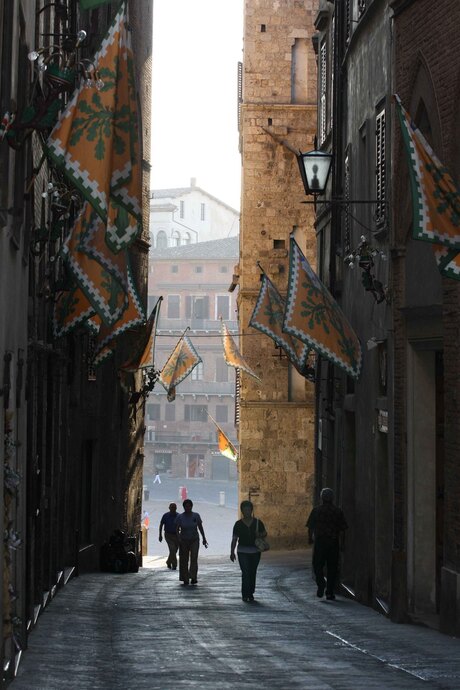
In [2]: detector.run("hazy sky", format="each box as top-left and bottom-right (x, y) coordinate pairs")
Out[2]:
(151, 0), (244, 210)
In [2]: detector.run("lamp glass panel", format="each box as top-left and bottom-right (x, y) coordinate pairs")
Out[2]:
(301, 151), (332, 193)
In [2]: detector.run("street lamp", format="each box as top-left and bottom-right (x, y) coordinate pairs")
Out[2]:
(297, 147), (333, 199)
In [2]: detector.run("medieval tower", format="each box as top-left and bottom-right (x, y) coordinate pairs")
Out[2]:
(237, 0), (318, 547)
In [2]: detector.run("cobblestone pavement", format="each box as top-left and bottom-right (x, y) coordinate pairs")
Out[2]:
(14, 551), (460, 690)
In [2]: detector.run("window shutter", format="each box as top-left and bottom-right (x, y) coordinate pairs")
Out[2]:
(375, 109), (386, 225)
(319, 41), (327, 145)
(185, 296), (192, 318)
(184, 405), (190, 421)
(237, 61), (243, 132)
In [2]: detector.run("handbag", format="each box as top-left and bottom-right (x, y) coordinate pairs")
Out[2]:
(254, 518), (270, 552)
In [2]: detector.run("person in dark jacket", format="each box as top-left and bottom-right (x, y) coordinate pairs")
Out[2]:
(159, 503), (179, 570)
(306, 488), (347, 600)
(176, 499), (208, 585)
(230, 500), (267, 602)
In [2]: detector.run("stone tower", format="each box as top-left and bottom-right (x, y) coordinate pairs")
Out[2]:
(238, 0), (318, 547)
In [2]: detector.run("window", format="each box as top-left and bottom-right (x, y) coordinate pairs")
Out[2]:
(180, 200), (184, 218)
(171, 229), (181, 246)
(147, 403), (161, 421)
(167, 295), (180, 318)
(215, 405), (228, 423)
(186, 296), (209, 320)
(194, 265), (203, 274)
(216, 295), (230, 320)
(184, 232), (192, 245)
(165, 405), (175, 422)
(219, 265), (228, 273)
(319, 40), (327, 145)
(200, 203), (205, 221)
(191, 362), (204, 380)
(375, 108), (386, 225)
(184, 405), (208, 422)
(216, 358), (229, 382)
(156, 231), (167, 249)
(148, 295), (160, 313)
(171, 265), (178, 273)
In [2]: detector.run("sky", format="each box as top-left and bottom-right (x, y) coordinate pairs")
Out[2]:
(151, 0), (244, 211)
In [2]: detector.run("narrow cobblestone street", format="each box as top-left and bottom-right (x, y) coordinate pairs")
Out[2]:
(13, 551), (460, 689)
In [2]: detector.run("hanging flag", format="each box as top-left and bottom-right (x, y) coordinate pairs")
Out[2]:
(217, 427), (238, 462)
(207, 413), (238, 462)
(62, 203), (129, 326)
(47, 1), (142, 252)
(54, 283), (95, 337)
(249, 272), (311, 375)
(283, 237), (362, 379)
(159, 334), (202, 402)
(221, 320), (261, 381)
(120, 297), (163, 372)
(395, 94), (460, 251)
(91, 260), (145, 366)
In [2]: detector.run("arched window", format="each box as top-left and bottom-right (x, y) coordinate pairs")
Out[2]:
(171, 229), (181, 246)
(184, 232), (192, 245)
(156, 230), (167, 249)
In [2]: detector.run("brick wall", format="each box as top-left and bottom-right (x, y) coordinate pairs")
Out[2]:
(392, 0), (460, 632)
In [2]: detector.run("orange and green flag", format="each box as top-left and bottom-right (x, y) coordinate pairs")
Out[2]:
(283, 237), (361, 379)
(47, 1), (141, 253)
(221, 321), (260, 381)
(207, 413), (238, 462)
(120, 297), (163, 372)
(395, 94), (460, 251)
(217, 428), (238, 462)
(62, 203), (128, 326)
(249, 272), (311, 376)
(91, 261), (145, 366)
(395, 94), (460, 280)
(159, 334), (202, 402)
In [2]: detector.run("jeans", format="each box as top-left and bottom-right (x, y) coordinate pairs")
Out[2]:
(179, 538), (199, 581)
(312, 536), (340, 594)
(237, 551), (261, 598)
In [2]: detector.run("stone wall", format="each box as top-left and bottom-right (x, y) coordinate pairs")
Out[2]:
(239, 0), (318, 548)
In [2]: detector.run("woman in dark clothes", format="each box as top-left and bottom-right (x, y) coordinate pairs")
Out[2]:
(230, 500), (267, 602)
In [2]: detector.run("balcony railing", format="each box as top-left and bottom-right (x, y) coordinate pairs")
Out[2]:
(157, 318), (238, 333)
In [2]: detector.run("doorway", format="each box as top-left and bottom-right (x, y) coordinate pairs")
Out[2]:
(407, 345), (444, 616)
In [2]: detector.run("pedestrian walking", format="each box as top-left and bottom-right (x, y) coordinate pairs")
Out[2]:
(306, 488), (348, 600)
(153, 471), (161, 484)
(176, 499), (208, 585)
(230, 500), (267, 602)
(158, 503), (179, 570)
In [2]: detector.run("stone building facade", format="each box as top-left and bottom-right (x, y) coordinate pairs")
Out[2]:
(238, 0), (318, 548)
(0, 0), (152, 677)
(314, 0), (460, 635)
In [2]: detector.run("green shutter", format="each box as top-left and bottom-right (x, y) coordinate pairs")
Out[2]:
(79, 0), (112, 10)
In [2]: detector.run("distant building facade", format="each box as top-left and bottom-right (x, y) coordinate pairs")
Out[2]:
(147, 236), (239, 481)
(150, 178), (239, 250)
